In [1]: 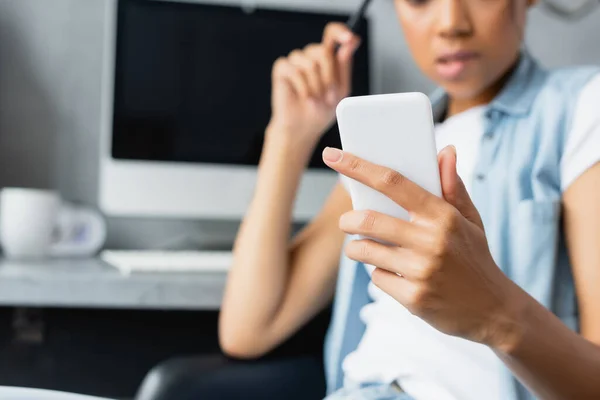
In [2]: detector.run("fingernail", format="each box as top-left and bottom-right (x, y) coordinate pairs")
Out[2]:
(449, 145), (457, 161)
(323, 147), (343, 163)
(441, 145), (455, 156)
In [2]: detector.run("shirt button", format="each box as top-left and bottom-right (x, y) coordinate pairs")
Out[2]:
(476, 174), (486, 181)
(486, 109), (501, 120)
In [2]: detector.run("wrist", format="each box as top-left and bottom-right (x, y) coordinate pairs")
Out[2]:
(486, 280), (530, 355)
(261, 128), (312, 171)
(265, 123), (317, 160)
(266, 121), (322, 147)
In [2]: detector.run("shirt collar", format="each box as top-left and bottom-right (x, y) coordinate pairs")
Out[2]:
(430, 51), (548, 120)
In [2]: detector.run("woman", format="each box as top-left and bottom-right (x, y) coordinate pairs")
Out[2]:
(220, 0), (600, 399)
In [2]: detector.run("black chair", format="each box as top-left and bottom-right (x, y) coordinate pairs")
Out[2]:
(135, 309), (332, 400)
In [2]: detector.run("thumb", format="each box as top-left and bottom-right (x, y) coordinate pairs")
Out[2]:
(438, 146), (484, 230)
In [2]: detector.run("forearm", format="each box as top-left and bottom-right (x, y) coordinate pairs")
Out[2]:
(220, 126), (314, 347)
(495, 289), (600, 400)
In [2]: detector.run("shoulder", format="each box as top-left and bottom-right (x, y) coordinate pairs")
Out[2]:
(574, 72), (600, 105)
(513, 65), (600, 191)
(541, 66), (600, 97)
(541, 67), (600, 123)
(529, 66), (600, 127)
(559, 72), (600, 191)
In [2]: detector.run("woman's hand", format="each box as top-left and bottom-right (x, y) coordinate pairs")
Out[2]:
(323, 146), (526, 351)
(267, 23), (360, 149)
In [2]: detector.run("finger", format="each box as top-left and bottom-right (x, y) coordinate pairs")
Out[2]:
(322, 22), (355, 49)
(438, 146), (484, 229)
(323, 148), (445, 216)
(272, 57), (290, 99)
(339, 210), (428, 248)
(277, 56), (310, 100)
(336, 37), (360, 97)
(371, 267), (416, 306)
(322, 22), (360, 97)
(305, 44), (337, 105)
(346, 239), (424, 279)
(289, 50), (324, 99)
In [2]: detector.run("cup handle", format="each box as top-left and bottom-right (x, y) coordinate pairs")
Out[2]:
(49, 204), (107, 257)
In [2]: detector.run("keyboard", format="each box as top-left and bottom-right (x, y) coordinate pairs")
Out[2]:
(100, 250), (233, 274)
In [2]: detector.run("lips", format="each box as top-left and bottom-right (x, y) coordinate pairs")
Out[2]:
(435, 50), (480, 81)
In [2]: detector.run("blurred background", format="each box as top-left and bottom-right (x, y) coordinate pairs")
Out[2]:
(1, 0), (599, 250)
(0, 0), (598, 399)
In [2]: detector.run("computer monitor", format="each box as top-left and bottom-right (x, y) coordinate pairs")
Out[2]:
(99, 0), (370, 220)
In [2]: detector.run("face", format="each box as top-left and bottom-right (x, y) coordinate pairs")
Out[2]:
(394, 0), (536, 100)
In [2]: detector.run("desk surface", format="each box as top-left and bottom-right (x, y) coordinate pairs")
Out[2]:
(0, 258), (227, 310)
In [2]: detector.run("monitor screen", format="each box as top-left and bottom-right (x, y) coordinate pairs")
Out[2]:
(111, 0), (370, 169)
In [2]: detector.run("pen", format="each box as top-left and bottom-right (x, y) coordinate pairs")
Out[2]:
(346, 0), (373, 33)
(335, 0), (373, 52)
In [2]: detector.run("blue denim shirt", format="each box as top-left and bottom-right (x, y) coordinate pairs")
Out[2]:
(324, 53), (600, 399)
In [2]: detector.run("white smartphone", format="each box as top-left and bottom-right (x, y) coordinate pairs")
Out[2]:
(336, 92), (442, 222)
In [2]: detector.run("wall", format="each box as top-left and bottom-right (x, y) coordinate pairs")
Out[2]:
(0, 0), (599, 249)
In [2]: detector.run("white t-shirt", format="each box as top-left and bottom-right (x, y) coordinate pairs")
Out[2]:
(341, 73), (600, 400)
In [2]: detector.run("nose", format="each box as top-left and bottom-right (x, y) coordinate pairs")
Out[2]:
(437, 0), (473, 39)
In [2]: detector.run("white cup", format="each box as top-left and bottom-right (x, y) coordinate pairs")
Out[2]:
(0, 188), (107, 260)
(1, 188), (60, 259)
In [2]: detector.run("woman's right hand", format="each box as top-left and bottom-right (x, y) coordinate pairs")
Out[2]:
(267, 23), (361, 148)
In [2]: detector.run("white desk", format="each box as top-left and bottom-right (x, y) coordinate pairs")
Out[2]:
(0, 258), (227, 310)
(0, 387), (112, 400)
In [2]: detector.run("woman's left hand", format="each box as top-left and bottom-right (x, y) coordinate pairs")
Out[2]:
(323, 146), (525, 351)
